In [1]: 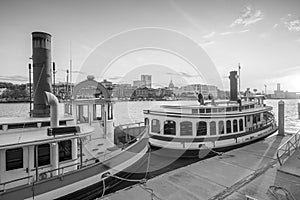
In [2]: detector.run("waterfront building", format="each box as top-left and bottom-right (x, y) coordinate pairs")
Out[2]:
(112, 84), (135, 99)
(141, 74), (152, 88)
(174, 84), (218, 99)
(133, 80), (145, 88)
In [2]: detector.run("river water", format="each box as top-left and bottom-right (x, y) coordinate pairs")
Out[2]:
(1, 99), (299, 133)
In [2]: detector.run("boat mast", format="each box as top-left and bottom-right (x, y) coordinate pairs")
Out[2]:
(238, 63), (241, 98)
(69, 41), (72, 99)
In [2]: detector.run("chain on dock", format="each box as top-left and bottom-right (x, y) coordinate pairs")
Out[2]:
(98, 142), (151, 199)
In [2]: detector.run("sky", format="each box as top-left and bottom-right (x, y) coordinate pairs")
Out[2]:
(0, 0), (300, 93)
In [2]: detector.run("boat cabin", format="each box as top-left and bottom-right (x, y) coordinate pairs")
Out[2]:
(0, 116), (94, 191)
(144, 95), (275, 148)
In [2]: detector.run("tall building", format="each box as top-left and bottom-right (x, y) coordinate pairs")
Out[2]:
(141, 75), (151, 88)
(133, 80), (144, 88)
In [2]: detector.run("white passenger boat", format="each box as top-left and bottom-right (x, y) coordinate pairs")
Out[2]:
(0, 32), (149, 200)
(144, 71), (277, 157)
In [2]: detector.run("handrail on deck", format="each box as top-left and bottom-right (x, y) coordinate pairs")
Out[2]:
(276, 130), (300, 166)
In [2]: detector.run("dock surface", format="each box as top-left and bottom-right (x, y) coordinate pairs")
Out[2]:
(103, 134), (300, 200)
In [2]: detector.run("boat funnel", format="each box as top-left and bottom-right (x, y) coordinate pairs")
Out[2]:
(229, 71), (238, 101)
(32, 32), (52, 117)
(44, 92), (59, 128)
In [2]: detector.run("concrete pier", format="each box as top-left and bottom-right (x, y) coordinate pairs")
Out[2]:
(103, 135), (300, 200)
(278, 100), (285, 136)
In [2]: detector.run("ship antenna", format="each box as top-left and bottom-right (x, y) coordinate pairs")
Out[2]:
(69, 41), (73, 99)
(238, 63), (241, 98)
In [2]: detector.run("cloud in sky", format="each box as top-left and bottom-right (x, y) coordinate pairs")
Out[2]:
(202, 31), (215, 38)
(202, 40), (215, 46)
(284, 20), (300, 31)
(281, 14), (300, 31)
(220, 31), (233, 36)
(273, 24), (278, 29)
(239, 29), (250, 33)
(230, 6), (264, 27)
(166, 72), (199, 78)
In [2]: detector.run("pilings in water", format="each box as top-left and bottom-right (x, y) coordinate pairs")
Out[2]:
(278, 100), (285, 136)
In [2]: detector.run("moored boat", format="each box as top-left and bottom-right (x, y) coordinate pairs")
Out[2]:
(0, 32), (149, 200)
(144, 71), (277, 158)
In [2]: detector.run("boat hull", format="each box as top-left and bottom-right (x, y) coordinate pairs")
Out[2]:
(150, 125), (278, 158)
(0, 137), (149, 200)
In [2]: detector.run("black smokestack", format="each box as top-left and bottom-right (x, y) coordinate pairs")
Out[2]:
(229, 71), (238, 101)
(32, 32), (52, 117)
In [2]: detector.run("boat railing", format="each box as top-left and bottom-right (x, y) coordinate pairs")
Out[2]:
(116, 121), (145, 130)
(276, 130), (300, 166)
(0, 174), (34, 192)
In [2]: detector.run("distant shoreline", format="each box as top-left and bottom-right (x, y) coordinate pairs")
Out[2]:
(0, 100), (31, 104)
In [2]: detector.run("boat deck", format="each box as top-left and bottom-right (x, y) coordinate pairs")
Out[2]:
(103, 133), (300, 200)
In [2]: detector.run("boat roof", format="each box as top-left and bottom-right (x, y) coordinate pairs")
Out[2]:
(0, 124), (94, 150)
(0, 115), (73, 125)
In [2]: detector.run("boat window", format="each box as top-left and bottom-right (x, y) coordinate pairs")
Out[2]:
(206, 108), (211, 113)
(93, 104), (102, 120)
(239, 119), (244, 131)
(219, 121), (224, 134)
(59, 140), (72, 162)
(218, 108), (225, 112)
(35, 144), (50, 167)
(192, 109), (198, 114)
(250, 104), (255, 108)
(196, 121), (207, 136)
(210, 121), (216, 135)
(77, 105), (89, 123)
(144, 118), (149, 126)
(232, 107), (238, 111)
(64, 104), (72, 115)
(226, 120), (232, 133)
(257, 114), (261, 122)
(226, 107), (232, 112)
(164, 120), (176, 135)
(108, 103), (113, 120)
(212, 108), (218, 113)
(180, 121), (193, 136)
(253, 114), (257, 124)
(151, 119), (160, 133)
(233, 120), (238, 132)
(199, 109), (205, 113)
(6, 148), (23, 171)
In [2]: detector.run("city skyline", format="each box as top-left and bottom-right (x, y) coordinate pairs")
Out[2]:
(0, 0), (300, 93)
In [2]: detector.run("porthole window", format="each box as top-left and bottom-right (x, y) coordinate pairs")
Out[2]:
(144, 118), (149, 126)
(219, 121), (224, 134)
(180, 121), (193, 136)
(197, 121), (207, 136)
(226, 120), (232, 134)
(233, 120), (238, 132)
(210, 121), (216, 135)
(151, 119), (160, 133)
(239, 119), (244, 131)
(164, 120), (176, 135)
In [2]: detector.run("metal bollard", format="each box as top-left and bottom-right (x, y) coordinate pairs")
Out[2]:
(278, 100), (285, 136)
